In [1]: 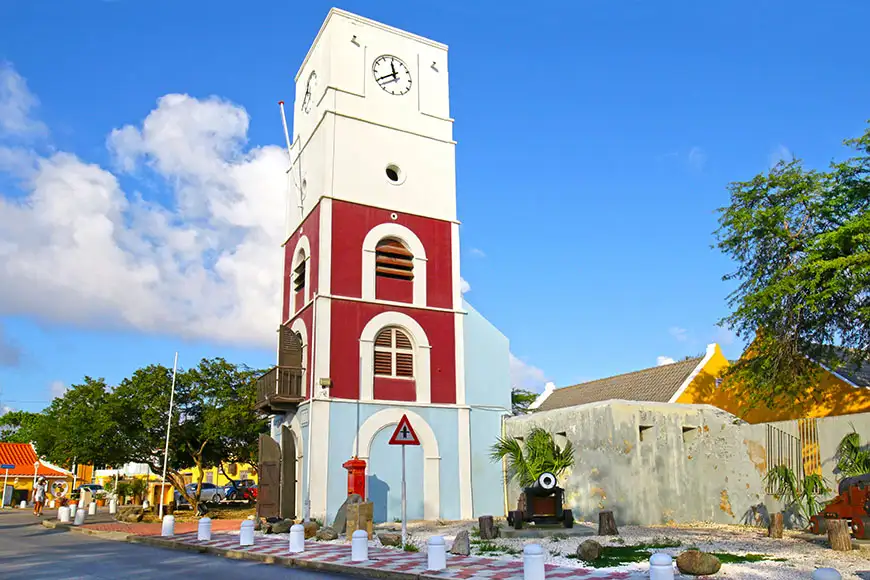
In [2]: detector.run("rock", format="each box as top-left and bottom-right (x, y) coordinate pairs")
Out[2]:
(378, 532), (402, 546)
(271, 519), (294, 534)
(676, 550), (722, 576)
(303, 521), (320, 539)
(450, 530), (470, 556)
(577, 539), (602, 562)
(116, 507), (144, 523)
(331, 493), (363, 534)
(317, 526), (339, 541)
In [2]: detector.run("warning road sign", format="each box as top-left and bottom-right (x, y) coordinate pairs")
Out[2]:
(388, 414), (421, 446)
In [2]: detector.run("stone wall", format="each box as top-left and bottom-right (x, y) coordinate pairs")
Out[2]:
(504, 401), (770, 526)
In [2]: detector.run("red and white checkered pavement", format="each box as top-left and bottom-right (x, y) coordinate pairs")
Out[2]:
(166, 532), (646, 579)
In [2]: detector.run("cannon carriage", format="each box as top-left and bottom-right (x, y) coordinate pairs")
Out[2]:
(506, 472), (574, 529)
(809, 473), (870, 539)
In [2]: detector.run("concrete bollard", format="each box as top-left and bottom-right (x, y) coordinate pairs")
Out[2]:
(239, 519), (255, 546)
(73, 506), (86, 526)
(49, 500), (56, 509)
(813, 569), (842, 580)
(88, 501), (96, 515)
(649, 553), (675, 580)
(19, 500), (26, 509)
(427, 536), (447, 571)
(109, 499), (117, 515)
(351, 529), (369, 562)
(197, 517), (212, 541)
(523, 544), (545, 580)
(143, 500), (150, 510)
(289, 523), (305, 553)
(161, 514), (175, 537)
(69, 502), (77, 518)
(58, 506), (70, 523)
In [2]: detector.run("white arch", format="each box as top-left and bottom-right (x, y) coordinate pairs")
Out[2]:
(288, 235), (311, 318)
(359, 311), (431, 403)
(351, 408), (441, 520)
(287, 413), (305, 518)
(362, 223), (428, 306)
(290, 318), (309, 398)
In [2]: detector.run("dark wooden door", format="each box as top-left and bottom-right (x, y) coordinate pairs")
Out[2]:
(258, 433), (281, 519)
(281, 425), (297, 520)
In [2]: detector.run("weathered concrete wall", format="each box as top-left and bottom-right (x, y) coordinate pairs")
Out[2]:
(505, 400), (769, 526)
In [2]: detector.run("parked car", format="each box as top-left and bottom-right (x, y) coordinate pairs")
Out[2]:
(174, 482), (223, 509)
(71, 483), (103, 500)
(240, 485), (257, 502)
(223, 479), (256, 501)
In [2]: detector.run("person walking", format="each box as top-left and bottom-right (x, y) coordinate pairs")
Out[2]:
(33, 477), (47, 516)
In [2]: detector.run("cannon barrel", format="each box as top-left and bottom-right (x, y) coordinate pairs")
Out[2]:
(839, 473), (870, 496)
(524, 481), (558, 498)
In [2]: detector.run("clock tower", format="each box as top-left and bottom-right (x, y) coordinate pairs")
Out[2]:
(257, 8), (510, 526)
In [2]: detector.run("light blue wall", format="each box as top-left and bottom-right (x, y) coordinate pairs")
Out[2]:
(462, 300), (511, 517)
(369, 428), (423, 522)
(325, 401), (461, 524)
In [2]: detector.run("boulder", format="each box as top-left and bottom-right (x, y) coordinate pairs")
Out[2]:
(271, 519), (294, 534)
(378, 532), (402, 547)
(577, 539), (602, 562)
(116, 507), (144, 523)
(303, 521), (320, 539)
(450, 530), (470, 556)
(331, 493), (363, 534)
(317, 526), (339, 541)
(676, 550), (722, 576)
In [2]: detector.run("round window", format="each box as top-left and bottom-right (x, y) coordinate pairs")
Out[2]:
(385, 164), (404, 184)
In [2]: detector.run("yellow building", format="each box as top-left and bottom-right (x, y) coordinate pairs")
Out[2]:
(0, 443), (75, 506)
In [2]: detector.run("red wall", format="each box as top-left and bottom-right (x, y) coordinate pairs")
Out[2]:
(376, 276), (413, 303)
(329, 299), (456, 404)
(331, 200), (453, 309)
(374, 377), (417, 402)
(282, 204), (321, 322)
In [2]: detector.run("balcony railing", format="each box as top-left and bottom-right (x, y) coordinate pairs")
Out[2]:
(255, 366), (305, 412)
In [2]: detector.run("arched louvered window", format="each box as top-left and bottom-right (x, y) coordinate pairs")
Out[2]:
(373, 327), (414, 378)
(293, 251), (307, 293)
(375, 239), (414, 281)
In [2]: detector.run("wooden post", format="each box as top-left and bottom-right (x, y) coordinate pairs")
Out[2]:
(827, 519), (852, 552)
(768, 512), (784, 539)
(479, 515), (496, 540)
(598, 510), (619, 536)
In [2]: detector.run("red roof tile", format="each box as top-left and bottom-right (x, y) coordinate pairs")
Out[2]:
(0, 442), (72, 478)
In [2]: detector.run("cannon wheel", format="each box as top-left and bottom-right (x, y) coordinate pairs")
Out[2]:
(510, 510), (524, 530)
(809, 515), (828, 535)
(562, 509), (574, 529)
(852, 516), (870, 540)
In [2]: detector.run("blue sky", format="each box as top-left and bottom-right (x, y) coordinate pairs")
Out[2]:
(1, 0), (868, 413)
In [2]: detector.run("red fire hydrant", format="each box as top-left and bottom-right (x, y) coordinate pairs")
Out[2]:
(342, 457), (367, 499)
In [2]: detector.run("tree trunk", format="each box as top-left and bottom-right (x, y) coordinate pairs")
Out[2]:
(827, 519), (852, 552)
(768, 512), (784, 539)
(479, 515), (497, 540)
(598, 511), (619, 536)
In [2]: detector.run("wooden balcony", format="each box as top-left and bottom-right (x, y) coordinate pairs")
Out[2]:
(255, 366), (305, 413)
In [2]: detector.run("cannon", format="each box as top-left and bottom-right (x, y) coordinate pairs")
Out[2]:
(809, 473), (870, 539)
(506, 472), (574, 530)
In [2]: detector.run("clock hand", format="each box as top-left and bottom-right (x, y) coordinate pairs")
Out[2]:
(390, 61), (397, 76)
(376, 72), (397, 82)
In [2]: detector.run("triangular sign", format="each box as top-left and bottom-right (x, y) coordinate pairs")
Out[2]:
(388, 414), (421, 446)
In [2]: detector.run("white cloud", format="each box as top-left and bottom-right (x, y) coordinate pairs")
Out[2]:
(49, 380), (67, 399)
(510, 353), (548, 393)
(0, 63), (47, 138)
(669, 326), (688, 342)
(470, 247), (486, 258)
(769, 144), (792, 168)
(687, 146), (706, 170)
(460, 277), (471, 294)
(657, 356), (676, 366)
(0, 73), (289, 347)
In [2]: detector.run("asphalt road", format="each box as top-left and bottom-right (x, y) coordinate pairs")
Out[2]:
(0, 509), (354, 579)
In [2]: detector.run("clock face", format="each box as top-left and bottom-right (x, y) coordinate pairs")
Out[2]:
(302, 71), (317, 114)
(372, 55), (412, 96)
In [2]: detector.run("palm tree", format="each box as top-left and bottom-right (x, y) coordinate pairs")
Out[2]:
(765, 465), (830, 525)
(490, 427), (574, 488)
(835, 429), (870, 478)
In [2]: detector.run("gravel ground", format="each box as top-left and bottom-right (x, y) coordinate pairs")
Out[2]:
(260, 519), (870, 579)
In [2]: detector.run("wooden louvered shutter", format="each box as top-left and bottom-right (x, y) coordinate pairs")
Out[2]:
(376, 240), (414, 280)
(293, 258), (306, 292)
(279, 328), (303, 368)
(374, 329), (393, 376)
(395, 352), (413, 377)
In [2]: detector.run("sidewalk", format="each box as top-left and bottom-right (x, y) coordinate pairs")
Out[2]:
(82, 519), (245, 536)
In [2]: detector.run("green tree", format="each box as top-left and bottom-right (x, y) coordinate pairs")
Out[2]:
(835, 429), (870, 478)
(0, 410), (41, 443)
(490, 427), (574, 488)
(511, 388), (538, 415)
(715, 122), (870, 411)
(765, 465), (830, 525)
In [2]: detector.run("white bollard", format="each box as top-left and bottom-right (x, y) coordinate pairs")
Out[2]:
(523, 543), (545, 580)
(813, 569), (842, 580)
(198, 517), (212, 541)
(69, 502), (77, 518)
(239, 519), (255, 546)
(88, 501), (96, 515)
(49, 500), (56, 509)
(143, 499), (150, 510)
(73, 506), (86, 526)
(649, 553), (675, 580)
(427, 536), (447, 571)
(109, 499), (117, 515)
(19, 500), (26, 509)
(58, 506), (71, 523)
(289, 523), (305, 553)
(351, 529), (369, 562)
(161, 514), (175, 537)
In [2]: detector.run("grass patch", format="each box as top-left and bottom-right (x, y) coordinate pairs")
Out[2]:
(571, 539), (683, 568)
(710, 553), (787, 564)
(403, 543), (420, 552)
(473, 541), (521, 556)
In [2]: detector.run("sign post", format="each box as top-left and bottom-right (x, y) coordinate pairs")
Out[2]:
(1, 464), (14, 508)
(388, 414), (421, 548)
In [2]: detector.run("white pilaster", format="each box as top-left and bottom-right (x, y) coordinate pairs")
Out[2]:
(314, 297), (332, 399)
(457, 407), (473, 519)
(318, 198), (333, 295)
